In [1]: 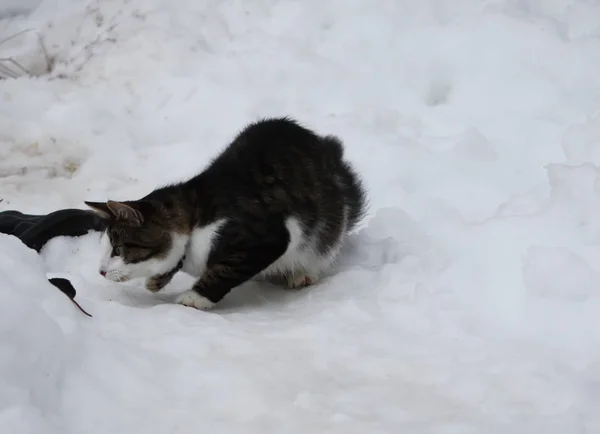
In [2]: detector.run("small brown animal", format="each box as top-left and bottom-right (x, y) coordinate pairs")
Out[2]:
(85, 117), (367, 310)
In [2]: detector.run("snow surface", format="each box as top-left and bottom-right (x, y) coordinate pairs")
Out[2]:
(1, 0), (600, 432)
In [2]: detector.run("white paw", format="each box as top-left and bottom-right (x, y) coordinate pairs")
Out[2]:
(176, 290), (216, 310)
(285, 273), (318, 289)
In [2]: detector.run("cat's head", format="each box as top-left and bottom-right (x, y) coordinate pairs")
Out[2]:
(85, 200), (187, 282)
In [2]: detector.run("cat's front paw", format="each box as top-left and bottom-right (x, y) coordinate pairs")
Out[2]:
(146, 275), (169, 293)
(176, 290), (216, 310)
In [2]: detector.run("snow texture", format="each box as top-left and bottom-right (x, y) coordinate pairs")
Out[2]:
(1, 0), (600, 433)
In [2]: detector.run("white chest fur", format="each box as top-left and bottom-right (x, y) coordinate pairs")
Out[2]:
(181, 219), (227, 277)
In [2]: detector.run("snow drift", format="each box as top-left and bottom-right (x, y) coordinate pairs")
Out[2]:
(0, 0), (599, 432)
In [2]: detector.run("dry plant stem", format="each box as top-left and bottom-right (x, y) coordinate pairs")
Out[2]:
(0, 57), (30, 75)
(0, 28), (52, 78)
(0, 28), (34, 46)
(0, 62), (18, 78)
(36, 33), (52, 72)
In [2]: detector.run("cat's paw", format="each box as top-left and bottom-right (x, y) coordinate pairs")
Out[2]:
(285, 273), (318, 289)
(176, 290), (215, 310)
(146, 275), (168, 293)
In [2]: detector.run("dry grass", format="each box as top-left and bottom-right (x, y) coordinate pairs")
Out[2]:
(0, 28), (53, 79)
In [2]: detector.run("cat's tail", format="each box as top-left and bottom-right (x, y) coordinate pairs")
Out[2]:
(340, 160), (369, 231)
(321, 135), (345, 161)
(321, 135), (369, 231)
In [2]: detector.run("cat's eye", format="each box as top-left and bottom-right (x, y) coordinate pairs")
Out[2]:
(111, 242), (152, 262)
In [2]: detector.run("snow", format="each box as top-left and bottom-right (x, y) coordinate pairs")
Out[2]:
(1, 0), (600, 432)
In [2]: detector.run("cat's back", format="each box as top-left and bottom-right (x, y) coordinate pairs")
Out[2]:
(213, 117), (343, 166)
(199, 117), (366, 231)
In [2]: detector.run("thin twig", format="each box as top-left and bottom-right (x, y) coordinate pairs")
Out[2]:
(0, 29), (52, 78)
(0, 64), (15, 78)
(0, 62), (18, 78)
(36, 32), (52, 73)
(0, 57), (30, 75)
(0, 29), (34, 78)
(0, 28), (34, 47)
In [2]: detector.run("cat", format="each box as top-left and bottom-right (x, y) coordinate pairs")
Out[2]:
(85, 117), (368, 310)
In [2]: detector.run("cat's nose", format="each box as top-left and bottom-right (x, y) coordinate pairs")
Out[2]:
(99, 270), (106, 277)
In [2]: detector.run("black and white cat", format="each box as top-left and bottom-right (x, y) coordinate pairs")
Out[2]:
(85, 117), (368, 310)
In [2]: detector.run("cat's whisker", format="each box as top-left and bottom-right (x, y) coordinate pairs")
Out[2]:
(104, 270), (131, 283)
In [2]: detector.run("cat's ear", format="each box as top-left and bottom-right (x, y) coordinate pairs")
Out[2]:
(106, 200), (144, 225)
(84, 201), (112, 219)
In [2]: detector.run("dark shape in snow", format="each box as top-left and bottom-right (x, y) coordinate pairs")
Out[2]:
(0, 207), (106, 317)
